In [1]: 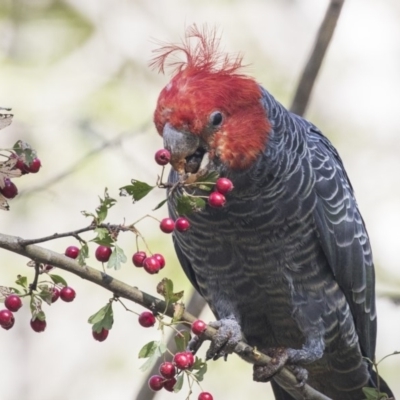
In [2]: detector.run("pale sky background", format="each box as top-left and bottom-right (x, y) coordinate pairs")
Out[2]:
(0, 1), (399, 399)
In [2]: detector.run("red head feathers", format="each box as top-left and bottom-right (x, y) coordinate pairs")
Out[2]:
(152, 25), (271, 171)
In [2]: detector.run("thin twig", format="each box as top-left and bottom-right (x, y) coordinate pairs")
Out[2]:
(290, 0), (345, 116)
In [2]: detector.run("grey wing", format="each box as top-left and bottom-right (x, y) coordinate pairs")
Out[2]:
(309, 127), (376, 360)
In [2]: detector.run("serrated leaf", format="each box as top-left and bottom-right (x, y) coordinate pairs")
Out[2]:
(35, 310), (46, 321)
(153, 198), (168, 211)
(81, 210), (96, 219)
(120, 180), (155, 202)
(49, 274), (68, 287)
(196, 171), (219, 184)
(92, 227), (114, 246)
(156, 278), (184, 304)
(38, 286), (53, 305)
(138, 340), (158, 358)
(89, 303), (114, 333)
(13, 140), (37, 165)
(173, 374), (184, 393)
(193, 362), (207, 382)
(176, 195), (194, 216)
(96, 188), (116, 223)
(362, 387), (381, 400)
(78, 243), (89, 267)
(174, 330), (191, 352)
(106, 244), (127, 270)
(15, 275), (28, 289)
(172, 302), (185, 323)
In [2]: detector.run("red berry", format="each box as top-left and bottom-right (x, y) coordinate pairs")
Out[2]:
(215, 177), (234, 194)
(163, 377), (177, 392)
(51, 288), (60, 303)
(153, 253), (165, 269)
(208, 192), (226, 208)
(15, 157), (26, 171)
(132, 251), (146, 267)
(2, 318), (15, 330)
(30, 318), (46, 332)
(0, 178), (18, 199)
(65, 246), (79, 259)
(138, 311), (156, 328)
(95, 245), (112, 262)
(43, 264), (54, 272)
(186, 351), (195, 368)
(159, 362), (176, 379)
(92, 328), (109, 342)
(160, 217), (175, 233)
(154, 149), (171, 166)
(191, 319), (207, 336)
(198, 392), (213, 400)
(143, 256), (161, 274)
(148, 375), (164, 391)
(173, 352), (192, 370)
(0, 309), (14, 328)
(5, 295), (22, 312)
(175, 217), (190, 232)
(60, 286), (76, 302)
(27, 158), (41, 173)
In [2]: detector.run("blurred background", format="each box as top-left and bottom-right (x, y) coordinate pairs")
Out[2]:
(0, 0), (399, 399)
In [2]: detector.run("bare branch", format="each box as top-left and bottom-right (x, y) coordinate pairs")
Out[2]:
(290, 0), (345, 116)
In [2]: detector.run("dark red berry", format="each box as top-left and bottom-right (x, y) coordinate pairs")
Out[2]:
(30, 318), (46, 332)
(173, 352), (191, 370)
(27, 158), (41, 173)
(2, 317), (15, 330)
(92, 328), (109, 342)
(160, 218), (175, 233)
(208, 191), (226, 208)
(215, 177), (233, 195)
(51, 288), (60, 303)
(159, 362), (176, 379)
(138, 311), (156, 328)
(132, 251), (146, 267)
(60, 286), (76, 302)
(65, 246), (79, 259)
(0, 309), (14, 328)
(198, 392), (213, 400)
(95, 245), (112, 262)
(186, 351), (195, 368)
(43, 264), (54, 272)
(154, 149), (171, 166)
(5, 295), (22, 312)
(0, 178), (18, 199)
(143, 256), (161, 274)
(175, 217), (190, 232)
(153, 253), (165, 269)
(15, 157), (26, 171)
(163, 377), (177, 392)
(191, 319), (207, 336)
(148, 375), (164, 391)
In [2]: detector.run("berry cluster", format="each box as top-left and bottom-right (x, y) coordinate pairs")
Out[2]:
(132, 251), (166, 274)
(160, 217), (190, 233)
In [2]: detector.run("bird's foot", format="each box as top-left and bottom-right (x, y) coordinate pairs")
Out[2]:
(253, 347), (308, 386)
(205, 317), (242, 361)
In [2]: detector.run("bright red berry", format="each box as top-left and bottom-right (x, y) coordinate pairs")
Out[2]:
(132, 251), (146, 267)
(155, 149), (171, 166)
(159, 362), (176, 379)
(208, 191), (226, 208)
(65, 246), (79, 259)
(173, 352), (192, 370)
(5, 295), (22, 312)
(148, 375), (164, 391)
(95, 245), (112, 262)
(163, 377), (177, 392)
(0, 178), (18, 199)
(175, 217), (190, 232)
(153, 253), (165, 269)
(0, 309), (14, 328)
(191, 319), (207, 336)
(92, 328), (109, 342)
(138, 311), (156, 328)
(143, 256), (161, 274)
(160, 217), (175, 233)
(198, 392), (214, 400)
(27, 158), (41, 173)
(215, 177), (234, 195)
(60, 286), (76, 302)
(30, 318), (46, 332)
(51, 288), (60, 303)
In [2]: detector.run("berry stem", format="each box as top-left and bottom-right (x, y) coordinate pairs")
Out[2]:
(28, 262), (41, 294)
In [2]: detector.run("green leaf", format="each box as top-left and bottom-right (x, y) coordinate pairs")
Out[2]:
(173, 373), (184, 393)
(156, 278), (184, 304)
(91, 227), (114, 246)
(138, 340), (158, 359)
(139, 354), (157, 372)
(96, 188), (116, 223)
(176, 195), (206, 216)
(106, 244), (127, 270)
(196, 171), (219, 184)
(15, 275), (28, 289)
(198, 184), (213, 192)
(193, 362), (207, 382)
(362, 387), (382, 400)
(38, 285), (53, 305)
(34, 310), (46, 321)
(89, 303), (114, 333)
(174, 330), (191, 352)
(13, 140), (37, 164)
(49, 274), (68, 287)
(78, 243), (89, 267)
(120, 180), (155, 202)
(153, 198), (168, 211)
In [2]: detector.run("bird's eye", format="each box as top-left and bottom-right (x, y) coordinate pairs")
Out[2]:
(210, 111), (223, 127)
